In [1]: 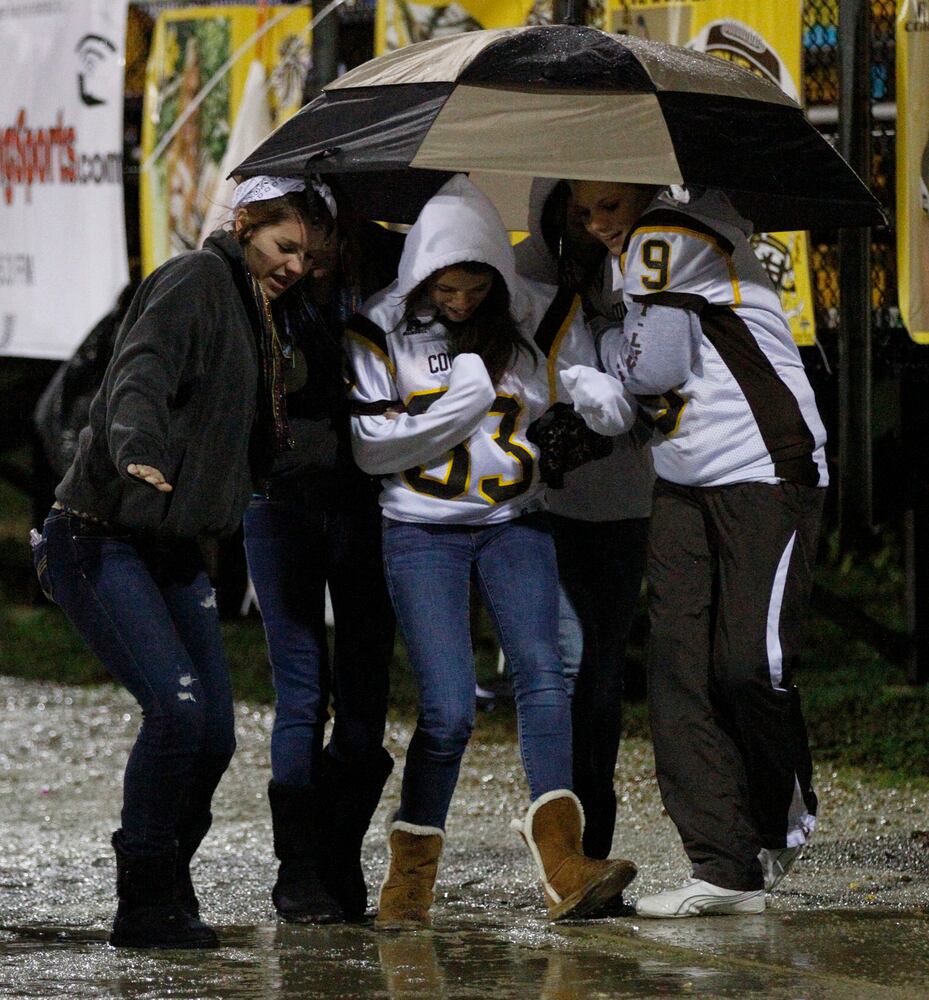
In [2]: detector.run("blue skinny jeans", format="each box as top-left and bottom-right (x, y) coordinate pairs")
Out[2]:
(34, 508), (235, 856)
(242, 495), (394, 787)
(381, 513), (572, 829)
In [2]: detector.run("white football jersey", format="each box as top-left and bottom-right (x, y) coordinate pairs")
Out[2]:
(619, 187), (828, 488)
(347, 282), (596, 525)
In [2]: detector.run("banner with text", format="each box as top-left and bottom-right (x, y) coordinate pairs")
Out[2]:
(608, 1), (816, 345)
(0, 0), (129, 360)
(896, 0), (929, 343)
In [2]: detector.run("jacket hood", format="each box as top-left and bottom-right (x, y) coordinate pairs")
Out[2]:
(527, 177), (560, 245)
(513, 177), (561, 284)
(395, 174), (524, 315)
(652, 185), (753, 238)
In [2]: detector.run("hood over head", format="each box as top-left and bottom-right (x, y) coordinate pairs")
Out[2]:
(395, 174), (525, 317)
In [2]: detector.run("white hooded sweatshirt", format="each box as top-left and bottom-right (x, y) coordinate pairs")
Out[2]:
(346, 174), (634, 525)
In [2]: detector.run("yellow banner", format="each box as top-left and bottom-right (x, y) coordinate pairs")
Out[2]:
(896, 0), (929, 343)
(608, 1), (816, 345)
(141, 5), (310, 274)
(376, 0), (541, 54)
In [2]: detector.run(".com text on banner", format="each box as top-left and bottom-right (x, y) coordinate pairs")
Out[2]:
(0, 0), (129, 360)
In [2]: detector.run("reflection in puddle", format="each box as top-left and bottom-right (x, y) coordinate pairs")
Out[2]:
(2, 916), (910, 999)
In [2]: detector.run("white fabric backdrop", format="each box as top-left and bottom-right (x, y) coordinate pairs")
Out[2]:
(0, 0), (129, 360)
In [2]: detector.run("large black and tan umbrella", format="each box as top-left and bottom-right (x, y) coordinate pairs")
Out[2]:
(234, 24), (882, 232)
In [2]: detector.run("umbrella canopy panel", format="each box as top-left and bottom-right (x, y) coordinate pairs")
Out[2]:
(330, 25), (797, 106)
(234, 24), (884, 232)
(410, 88), (683, 186)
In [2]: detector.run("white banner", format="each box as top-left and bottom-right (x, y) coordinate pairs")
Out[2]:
(0, 0), (128, 360)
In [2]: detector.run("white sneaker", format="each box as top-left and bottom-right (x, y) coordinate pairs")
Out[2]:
(635, 879), (765, 918)
(759, 846), (803, 892)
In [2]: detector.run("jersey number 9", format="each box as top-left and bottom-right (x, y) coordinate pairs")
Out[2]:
(641, 239), (671, 291)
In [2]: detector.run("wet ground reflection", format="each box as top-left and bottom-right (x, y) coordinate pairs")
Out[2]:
(3, 677), (929, 998)
(3, 911), (928, 998)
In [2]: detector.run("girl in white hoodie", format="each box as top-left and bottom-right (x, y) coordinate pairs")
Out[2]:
(345, 175), (636, 928)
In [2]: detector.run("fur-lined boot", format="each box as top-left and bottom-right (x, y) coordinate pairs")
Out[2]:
(511, 790), (636, 920)
(109, 831), (219, 949)
(268, 780), (343, 923)
(374, 821), (444, 930)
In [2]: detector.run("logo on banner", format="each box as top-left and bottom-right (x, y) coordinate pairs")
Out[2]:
(0, 24), (123, 205)
(687, 19), (799, 101)
(75, 33), (118, 106)
(905, 2), (929, 30)
(0, 109), (122, 205)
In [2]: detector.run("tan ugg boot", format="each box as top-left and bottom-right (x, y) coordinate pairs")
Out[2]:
(375, 821), (444, 930)
(511, 789), (637, 920)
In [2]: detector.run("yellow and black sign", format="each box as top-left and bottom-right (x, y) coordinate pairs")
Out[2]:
(896, 0), (929, 343)
(141, 5), (311, 273)
(376, 1), (543, 54)
(607, 1), (816, 346)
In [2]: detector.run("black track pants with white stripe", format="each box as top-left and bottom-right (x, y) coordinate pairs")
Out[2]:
(646, 478), (824, 891)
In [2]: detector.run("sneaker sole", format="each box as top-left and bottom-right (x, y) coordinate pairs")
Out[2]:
(550, 860), (637, 921)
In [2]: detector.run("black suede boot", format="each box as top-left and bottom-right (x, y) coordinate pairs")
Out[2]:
(175, 813), (212, 919)
(267, 781), (344, 923)
(172, 751), (231, 920)
(109, 831), (219, 949)
(316, 747), (394, 921)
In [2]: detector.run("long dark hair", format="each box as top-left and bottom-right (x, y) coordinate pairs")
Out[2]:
(540, 181), (607, 295)
(404, 262), (535, 385)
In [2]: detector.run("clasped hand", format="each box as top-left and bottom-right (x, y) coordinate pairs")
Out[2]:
(127, 464), (174, 492)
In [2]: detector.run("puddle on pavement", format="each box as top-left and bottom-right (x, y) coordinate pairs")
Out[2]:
(1, 912), (927, 999)
(4, 678), (929, 998)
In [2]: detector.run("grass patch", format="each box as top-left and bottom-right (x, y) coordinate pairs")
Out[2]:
(4, 584), (928, 784)
(2, 467), (927, 782)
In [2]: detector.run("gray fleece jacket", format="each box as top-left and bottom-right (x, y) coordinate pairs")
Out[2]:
(56, 231), (261, 537)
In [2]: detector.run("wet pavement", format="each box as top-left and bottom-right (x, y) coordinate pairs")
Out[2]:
(2, 675), (929, 998)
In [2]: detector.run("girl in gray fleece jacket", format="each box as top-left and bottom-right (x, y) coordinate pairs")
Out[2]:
(32, 175), (319, 950)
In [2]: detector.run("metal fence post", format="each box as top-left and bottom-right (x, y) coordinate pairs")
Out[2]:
(837, 0), (874, 545)
(554, 1), (588, 26)
(303, 1), (340, 104)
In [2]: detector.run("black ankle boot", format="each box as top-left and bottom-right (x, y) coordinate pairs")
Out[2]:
(109, 831), (219, 949)
(316, 747), (393, 921)
(267, 781), (344, 923)
(175, 813), (212, 919)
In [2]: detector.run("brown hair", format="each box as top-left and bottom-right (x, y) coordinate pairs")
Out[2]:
(404, 261), (535, 385)
(233, 191), (321, 247)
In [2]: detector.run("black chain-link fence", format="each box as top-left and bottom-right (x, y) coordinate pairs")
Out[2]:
(802, 0), (929, 528)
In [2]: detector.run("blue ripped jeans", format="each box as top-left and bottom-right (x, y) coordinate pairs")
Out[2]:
(381, 513), (572, 829)
(242, 493), (394, 787)
(34, 509), (236, 856)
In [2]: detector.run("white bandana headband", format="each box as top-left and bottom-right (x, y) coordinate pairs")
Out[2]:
(308, 174), (338, 221)
(232, 175), (306, 210)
